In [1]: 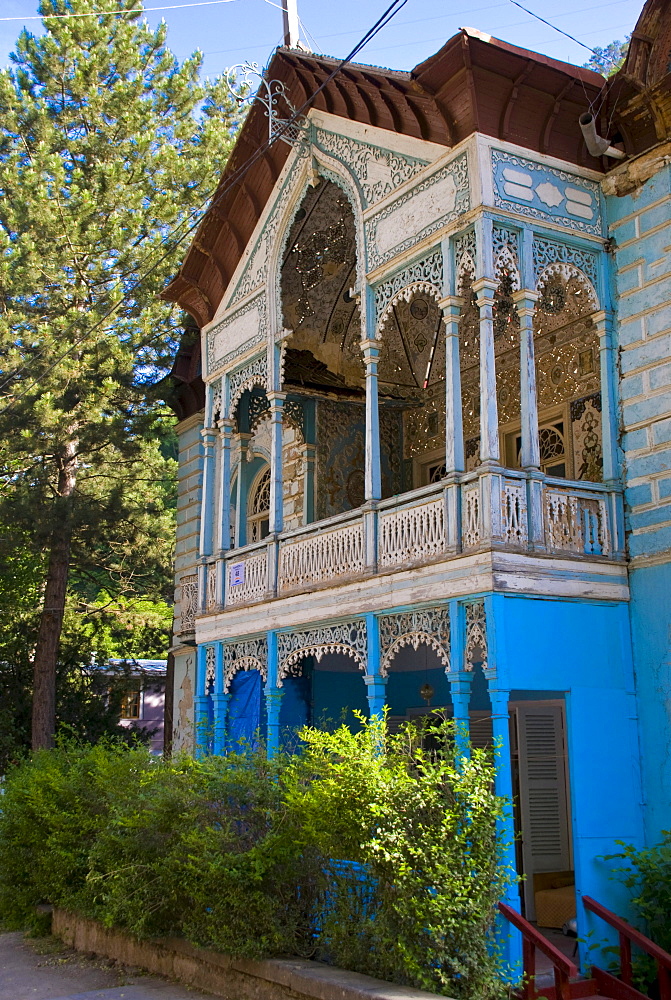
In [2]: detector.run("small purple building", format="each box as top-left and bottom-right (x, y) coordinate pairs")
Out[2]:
(108, 659), (167, 755)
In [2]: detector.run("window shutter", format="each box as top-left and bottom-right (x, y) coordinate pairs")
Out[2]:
(516, 704), (571, 874)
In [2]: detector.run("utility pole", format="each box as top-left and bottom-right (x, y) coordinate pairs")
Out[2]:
(282, 0), (299, 48)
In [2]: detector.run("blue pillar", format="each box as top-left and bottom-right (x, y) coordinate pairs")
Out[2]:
(363, 613), (387, 718)
(194, 644), (210, 759)
(482, 594), (522, 979)
(447, 600), (471, 759)
(265, 630), (284, 757)
(212, 642), (229, 755)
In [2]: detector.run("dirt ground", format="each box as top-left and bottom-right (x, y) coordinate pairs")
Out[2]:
(0, 931), (217, 1000)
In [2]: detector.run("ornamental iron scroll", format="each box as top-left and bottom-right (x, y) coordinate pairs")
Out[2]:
(223, 636), (268, 692)
(225, 62), (307, 147)
(205, 645), (216, 694)
(230, 354), (269, 414)
(277, 619), (367, 685)
(532, 237), (599, 293)
(378, 606), (451, 678)
(464, 601), (487, 672)
(374, 250), (443, 327)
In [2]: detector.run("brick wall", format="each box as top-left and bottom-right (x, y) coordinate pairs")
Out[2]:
(608, 164), (671, 564)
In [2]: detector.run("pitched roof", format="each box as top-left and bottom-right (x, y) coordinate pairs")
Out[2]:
(163, 30), (608, 330)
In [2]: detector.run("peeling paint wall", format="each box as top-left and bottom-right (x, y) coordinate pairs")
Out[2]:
(608, 158), (671, 843)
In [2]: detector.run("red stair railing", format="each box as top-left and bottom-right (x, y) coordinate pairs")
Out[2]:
(583, 896), (671, 1000)
(499, 901), (579, 1000)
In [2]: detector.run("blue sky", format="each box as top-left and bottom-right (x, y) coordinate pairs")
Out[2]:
(0, 0), (643, 80)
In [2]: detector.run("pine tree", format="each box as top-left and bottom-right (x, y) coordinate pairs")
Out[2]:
(0, 0), (239, 748)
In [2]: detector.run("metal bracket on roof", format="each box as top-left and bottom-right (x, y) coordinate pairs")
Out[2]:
(225, 62), (308, 147)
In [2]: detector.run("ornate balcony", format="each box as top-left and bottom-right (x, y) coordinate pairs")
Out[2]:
(192, 471), (623, 619)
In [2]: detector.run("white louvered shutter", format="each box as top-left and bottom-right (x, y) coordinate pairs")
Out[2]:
(516, 704), (571, 874)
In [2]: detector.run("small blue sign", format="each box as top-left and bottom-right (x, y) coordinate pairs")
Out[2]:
(229, 562), (245, 587)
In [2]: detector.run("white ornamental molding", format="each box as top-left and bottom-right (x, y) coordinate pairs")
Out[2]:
(374, 249), (443, 329)
(223, 636), (268, 692)
(365, 153), (470, 271)
(207, 294), (268, 376)
(277, 620), (367, 685)
(464, 601), (488, 672)
(379, 606), (451, 677)
(314, 128), (429, 208)
(229, 354), (269, 413)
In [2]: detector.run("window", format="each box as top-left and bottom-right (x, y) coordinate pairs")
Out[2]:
(504, 416), (568, 478)
(247, 466), (271, 542)
(120, 680), (141, 719)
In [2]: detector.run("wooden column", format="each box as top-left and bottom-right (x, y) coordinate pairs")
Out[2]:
(212, 642), (229, 756)
(268, 391), (286, 535)
(265, 630), (284, 758)
(594, 309), (620, 484)
(362, 338), (382, 502)
(194, 643), (210, 759)
(363, 612), (386, 719)
(216, 417), (235, 606)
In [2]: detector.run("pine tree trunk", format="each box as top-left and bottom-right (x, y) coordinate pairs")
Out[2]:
(31, 437), (78, 750)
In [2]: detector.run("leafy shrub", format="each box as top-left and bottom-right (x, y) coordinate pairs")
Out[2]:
(609, 833), (671, 988)
(285, 716), (510, 999)
(0, 719), (511, 999)
(0, 737), (156, 929)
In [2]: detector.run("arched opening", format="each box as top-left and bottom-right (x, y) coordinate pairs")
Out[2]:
(279, 651), (368, 749)
(525, 264), (602, 481)
(385, 643), (452, 730)
(280, 178), (400, 520)
(247, 465), (271, 542)
(226, 667), (267, 751)
(378, 290), (446, 490)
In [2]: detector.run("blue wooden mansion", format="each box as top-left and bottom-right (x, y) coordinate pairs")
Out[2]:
(163, 0), (671, 964)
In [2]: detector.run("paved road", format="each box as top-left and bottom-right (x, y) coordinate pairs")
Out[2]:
(0, 932), (216, 1000)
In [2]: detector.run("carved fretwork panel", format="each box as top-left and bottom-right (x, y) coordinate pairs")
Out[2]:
(223, 636), (268, 693)
(403, 388), (446, 461)
(281, 180), (364, 390)
(379, 607), (450, 677)
(571, 392), (603, 482)
(464, 601), (487, 672)
(277, 620), (367, 685)
(205, 645), (216, 694)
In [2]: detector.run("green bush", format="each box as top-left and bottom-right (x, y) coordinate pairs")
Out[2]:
(0, 718), (512, 999)
(0, 737), (156, 930)
(609, 833), (671, 988)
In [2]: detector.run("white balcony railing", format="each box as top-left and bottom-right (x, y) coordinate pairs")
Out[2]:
(279, 514), (365, 593)
(187, 470), (623, 618)
(225, 542), (268, 606)
(379, 494), (445, 569)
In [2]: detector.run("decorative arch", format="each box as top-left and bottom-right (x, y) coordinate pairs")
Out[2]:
(229, 354), (268, 414)
(223, 637), (268, 693)
(378, 607), (451, 678)
(377, 280), (442, 337)
(267, 144), (367, 343)
(276, 620), (367, 686)
(535, 261), (599, 317)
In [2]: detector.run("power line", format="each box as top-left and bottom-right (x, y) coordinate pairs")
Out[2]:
(508, 0), (597, 54)
(0, 0), (410, 418)
(0, 0), (240, 21)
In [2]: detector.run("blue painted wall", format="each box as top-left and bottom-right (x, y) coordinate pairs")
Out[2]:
(493, 593), (644, 948)
(607, 166), (671, 848)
